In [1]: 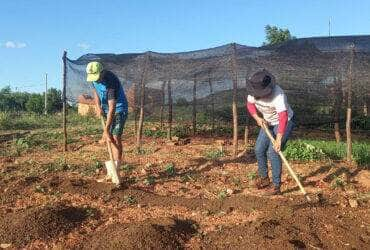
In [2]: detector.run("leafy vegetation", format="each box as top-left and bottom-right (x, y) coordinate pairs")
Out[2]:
(164, 163), (176, 176)
(0, 86), (62, 114)
(204, 149), (225, 160)
(284, 139), (370, 166)
(264, 25), (295, 45)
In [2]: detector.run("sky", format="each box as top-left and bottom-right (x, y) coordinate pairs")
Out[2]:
(1, 0), (369, 93)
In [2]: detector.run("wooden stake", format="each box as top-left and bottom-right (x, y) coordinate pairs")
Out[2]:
(62, 51), (67, 152)
(346, 45), (355, 163)
(333, 77), (342, 143)
(44, 73), (48, 115)
(136, 54), (149, 151)
(192, 75), (197, 135)
(208, 70), (215, 134)
(231, 43), (238, 156)
(167, 80), (173, 140)
(160, 81), (165, 129)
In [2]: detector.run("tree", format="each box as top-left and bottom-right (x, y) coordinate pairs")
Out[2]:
(264, 25), (295, 45)
(26, 94), (44, 114)
(47, 88), (63, 113)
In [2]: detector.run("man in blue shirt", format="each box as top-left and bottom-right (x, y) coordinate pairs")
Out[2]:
(86, 61), (128, 182)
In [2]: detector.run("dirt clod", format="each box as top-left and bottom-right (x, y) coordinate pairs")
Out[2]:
(0, 204), (91, 247)
(83, 217), (197, 250)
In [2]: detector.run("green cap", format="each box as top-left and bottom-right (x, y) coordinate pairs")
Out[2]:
(86, 61), (103, 82)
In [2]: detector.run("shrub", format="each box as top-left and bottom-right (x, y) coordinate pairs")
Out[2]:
(204, 149), (225, 160)
(284, 140), (326, 161)
(284, 139), (370, 166)
(0, 111), (11, 129)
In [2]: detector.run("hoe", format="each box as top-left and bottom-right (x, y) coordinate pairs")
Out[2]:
(262, 123), (312, 202)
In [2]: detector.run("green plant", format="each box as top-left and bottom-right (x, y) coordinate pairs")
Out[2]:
(35, 185), (46, 194)
(121, 164), (134, 172)
(218, 190), (227, 200)
(285, 139), (370, 166)
(164, 163), (176, 176)
(284, 140), (326, 161)
(144, 128), (167, 138)
(331, 176), (346, 189)
(247, 171), (257, 181)
(144, 175), (155, 186)
(124, 195), (137, 205)
(204, 149), (225, 160)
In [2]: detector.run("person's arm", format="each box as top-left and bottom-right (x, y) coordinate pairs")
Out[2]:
(103, 99), (116, 142)
(246, 96), (266, 127)
(274, 111), (288, 152)
(273, 91), (289, 152)
(93, 89), (103, 117)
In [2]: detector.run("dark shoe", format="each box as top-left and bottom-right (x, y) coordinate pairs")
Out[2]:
(263, 186), (281, 196)
(255, 177), (270, 189)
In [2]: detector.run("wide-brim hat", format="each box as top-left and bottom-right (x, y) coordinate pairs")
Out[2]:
(246, 69), (276, 98)
(86, 61), (103, 82)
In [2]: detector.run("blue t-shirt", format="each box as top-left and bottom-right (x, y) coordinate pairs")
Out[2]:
(93, 70), (128, 114)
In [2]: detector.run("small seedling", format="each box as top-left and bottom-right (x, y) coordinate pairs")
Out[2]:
(232, 177), (242, 189)
(121, 164), (134, 172)
(94, 160), (103, 170)
(35, 185), (46, 194)
(218, 190), (228, 200)
(144, 175), (155, 186)
(124, 195), (137, 205)
(164, 163), (176, 176)
(204, 149), (225, 160)
(247, 171), (257, 180)
(331, 176), (346, 189)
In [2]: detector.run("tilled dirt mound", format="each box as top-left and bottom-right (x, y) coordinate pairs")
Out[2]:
(0, 204), (90, 247)
(200, 205), (370, 249)
(82, 217), (197, 250)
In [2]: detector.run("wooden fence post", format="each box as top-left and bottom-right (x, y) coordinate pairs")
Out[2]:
(62, 51), (67, 152)
(167, 80), (173, 140)
(231, 43), (239, 157)
(136, 54), (149, 151)
(192, 75), (197, 135)
(208, 70), (215, 134)
(244, 76), (250, 147)
(160, 81), (165, 129)
(346, 45), (355, 162)
(333, 76), (342, 143)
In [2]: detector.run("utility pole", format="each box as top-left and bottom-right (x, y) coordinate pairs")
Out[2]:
(328, 18), (331, 37)
(44, 73), (48, 115)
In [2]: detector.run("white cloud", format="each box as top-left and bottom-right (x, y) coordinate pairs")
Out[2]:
(77, 43), (91, 50)
(2, 41), (27, 49)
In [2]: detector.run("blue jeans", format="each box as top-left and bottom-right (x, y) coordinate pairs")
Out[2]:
(255, 119), (295, 187)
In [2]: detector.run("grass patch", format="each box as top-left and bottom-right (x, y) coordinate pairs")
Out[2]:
(204, 149), (225, 160)
(284, 139), (370, 166)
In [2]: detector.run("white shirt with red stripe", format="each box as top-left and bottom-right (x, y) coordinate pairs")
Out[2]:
(247, 85), (294, 129)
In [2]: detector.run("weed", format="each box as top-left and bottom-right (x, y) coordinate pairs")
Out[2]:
(284, 140), (326, 161)
(285, 139), (370, 166)
(144, 128), (167, 138)
(232, 177), (242, 188)
(204, 149), (225, 160)
(124, 195), (137, 205)
(218, 190), (228, 200)
(35, 185), (46, 194)
(144, 175), (155, 186)
(121, 164), (134, 172)
(331, 176), (346, 189)
(247, 171), (257, 181)
(164, 163), (176, 176)
(180, 174), (195, 183)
